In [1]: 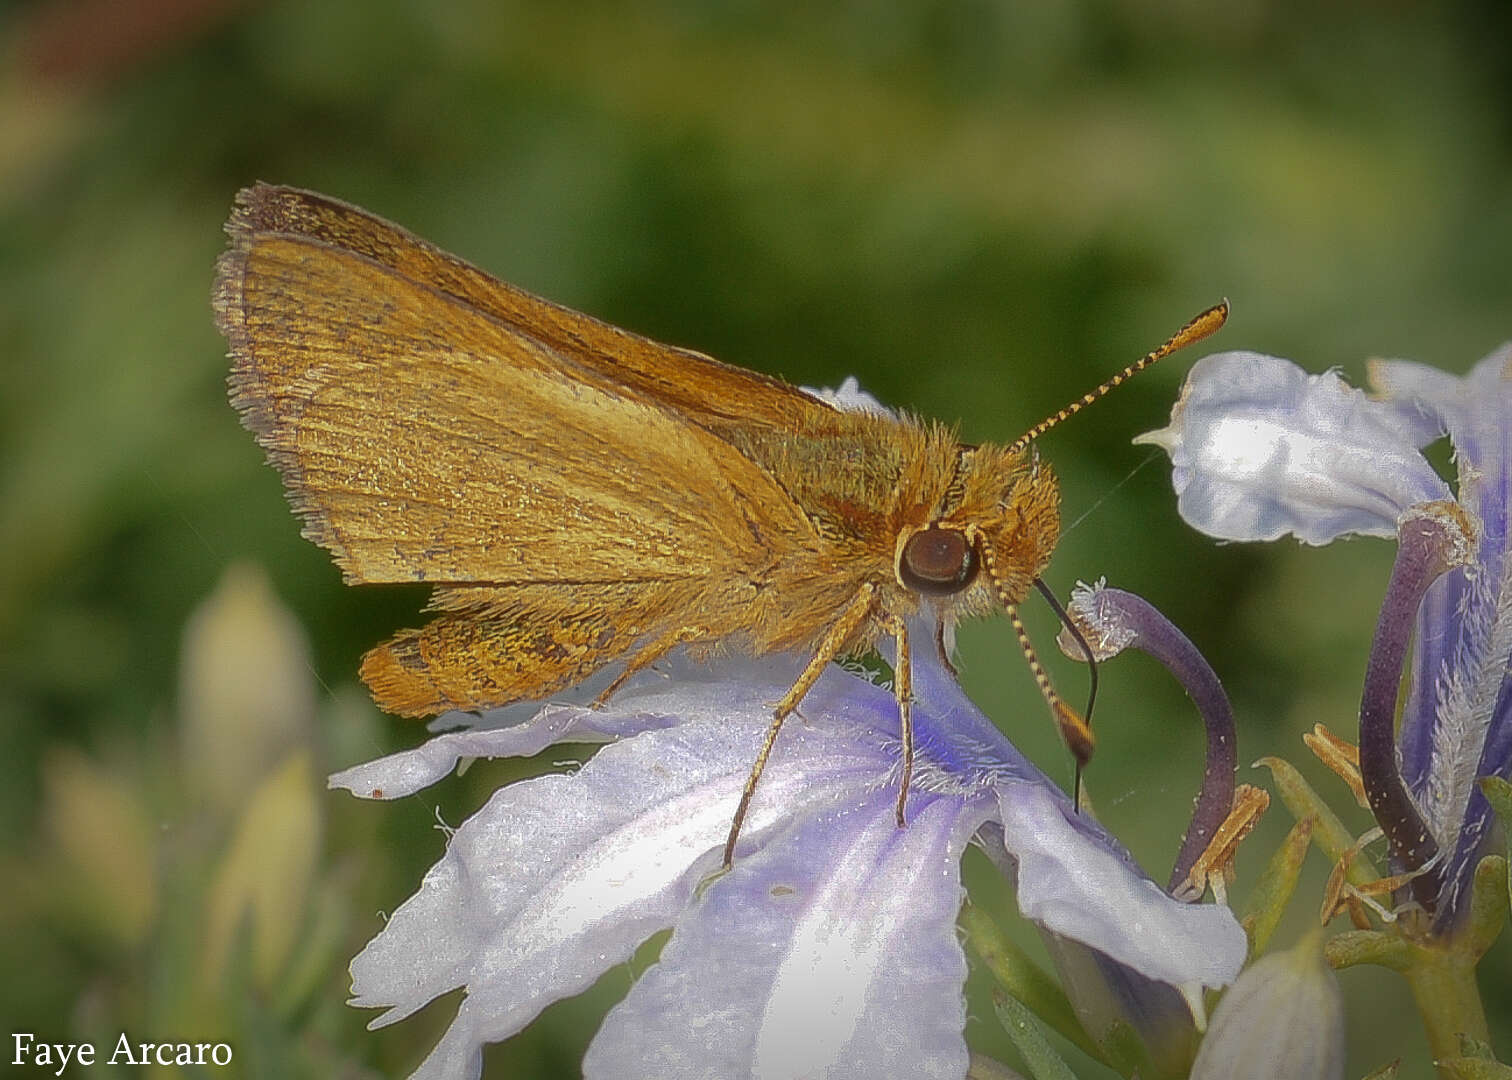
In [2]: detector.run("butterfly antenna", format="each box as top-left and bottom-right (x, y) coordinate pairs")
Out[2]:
(976, 532), (1098, 809)
(1035, 578), (1098, 810)
(1004, 604), (1096, 808)
(1008, 300), (1229, 455)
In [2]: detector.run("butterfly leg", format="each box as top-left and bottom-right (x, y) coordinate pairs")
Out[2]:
(721, 582), (878, 867)
(592, 624), (707, 707)
(934, 617), (958, 676)
(873, 610), (913, 827)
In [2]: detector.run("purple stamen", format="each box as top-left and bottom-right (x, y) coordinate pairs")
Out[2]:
(1065, 585), (1237, 894)
(1359, 503), (1477, 912)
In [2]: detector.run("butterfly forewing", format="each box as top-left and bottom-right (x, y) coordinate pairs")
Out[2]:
(216, 218), (816, 589)
(224, 184), (836, 433)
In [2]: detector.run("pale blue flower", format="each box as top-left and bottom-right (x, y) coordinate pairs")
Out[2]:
(332, 623), (1247, 1079)
(1142, 345), (1512, 930)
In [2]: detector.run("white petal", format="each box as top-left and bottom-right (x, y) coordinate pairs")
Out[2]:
(998, 782), (1246, 991)
(1137, 351), (1450, 544)
(801, 375), (895, 417)
(330, 651), (895, 801)
(328, 705), (623, 800)
(1364, 357), (1459, 448)
(1374, 345), (1512, 534)
(350, 690), (891, 1079)
(1369, 346), (1512, 455)
(585, 789), (986, 1080)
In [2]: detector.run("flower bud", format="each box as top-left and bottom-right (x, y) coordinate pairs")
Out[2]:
(178, 563), (314, 818)
(1190, 932), (1344, 1080)
(202, 750), (322, 990)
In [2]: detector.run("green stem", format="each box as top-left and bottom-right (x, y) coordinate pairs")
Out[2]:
(1403, 940), (1490, 1073)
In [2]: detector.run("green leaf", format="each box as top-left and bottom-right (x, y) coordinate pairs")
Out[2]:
(1478, 777), (1512, 913)
(1466, 856), (1510, 960)
(1241, 815), (1314, 958)
(960, 903), (1099, 1061)
(1097, 1019), (1161, 1080)
(992, 991), (1081, 1080)
(967, 1052), (1031, 1080)
(1480, 776), (1512, 823)
(1435, 1058), (1512, 1079)
(1255, 757), (1379, 885)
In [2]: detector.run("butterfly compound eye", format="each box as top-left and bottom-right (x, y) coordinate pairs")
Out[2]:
(899, 526), (978, 595)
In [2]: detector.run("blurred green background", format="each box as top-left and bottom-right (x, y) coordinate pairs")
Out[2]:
(2, 1), (1509, 1077)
